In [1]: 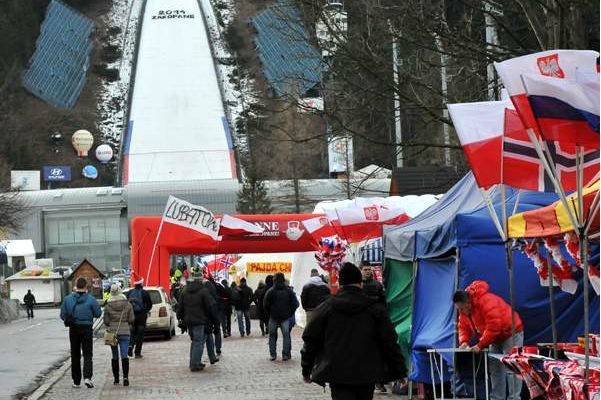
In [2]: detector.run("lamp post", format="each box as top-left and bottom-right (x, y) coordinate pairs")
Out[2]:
(50, 132), (64, 153)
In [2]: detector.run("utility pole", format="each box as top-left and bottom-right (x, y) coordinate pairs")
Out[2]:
(435, 34), (451, 167)
(391, 24), (402, 168)
(484, 1), (503, 100)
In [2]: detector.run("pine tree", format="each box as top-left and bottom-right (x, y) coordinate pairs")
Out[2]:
(236, 173), (272, 214)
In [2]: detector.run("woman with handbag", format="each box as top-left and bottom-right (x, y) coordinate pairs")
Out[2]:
(103, 284), (135, 386)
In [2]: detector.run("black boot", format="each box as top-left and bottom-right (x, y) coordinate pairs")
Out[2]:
(122, 358), (129, 386)
(111, 359), (119, 385)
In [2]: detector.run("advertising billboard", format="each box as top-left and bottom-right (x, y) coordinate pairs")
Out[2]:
(10, 171), (40, 191)
(43, 166), (71, 182)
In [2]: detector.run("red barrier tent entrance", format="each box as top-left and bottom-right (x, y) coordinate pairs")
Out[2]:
(131, 214), (319, 291)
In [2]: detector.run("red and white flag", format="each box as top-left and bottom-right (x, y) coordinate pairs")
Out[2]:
(218, 215), (264, 236)
(324, 199), (409, 242)
(162, 195), (221, 239)
(494, 50), (599, 142)
(301, 215), (336, 242)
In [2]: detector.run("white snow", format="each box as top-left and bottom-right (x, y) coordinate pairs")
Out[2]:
(125, 0), (236, 183)
(96, 0), (144, 151)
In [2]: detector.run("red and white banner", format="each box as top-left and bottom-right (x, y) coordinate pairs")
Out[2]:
(324, 199), (409, 242)
(162, 195), (220, 239)
(218, 214), (264, 236)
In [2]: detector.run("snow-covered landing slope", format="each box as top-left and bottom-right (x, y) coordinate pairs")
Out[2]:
(123, 0), (237, 184)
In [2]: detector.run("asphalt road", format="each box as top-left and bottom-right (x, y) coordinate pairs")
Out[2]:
(0, 308), (70, 400)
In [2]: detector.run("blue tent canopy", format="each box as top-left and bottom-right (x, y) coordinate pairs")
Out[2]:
(384, 173), (599, 383)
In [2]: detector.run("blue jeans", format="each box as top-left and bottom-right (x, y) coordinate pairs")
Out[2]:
(111, 335), (130, 360)
(489, 331), (523, 400)
(205, 325), (217, 362)
(188, 324), (206, 370)
(237, 310), (250, 336)
(268, 318), (291, 359)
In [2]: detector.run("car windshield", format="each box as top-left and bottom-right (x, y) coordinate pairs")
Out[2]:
(147, 290), (162, 305)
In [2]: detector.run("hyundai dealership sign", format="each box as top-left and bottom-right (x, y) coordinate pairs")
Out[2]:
(43, 166), (71, 182)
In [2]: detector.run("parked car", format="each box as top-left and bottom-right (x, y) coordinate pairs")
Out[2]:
(123, 286), (176, 339)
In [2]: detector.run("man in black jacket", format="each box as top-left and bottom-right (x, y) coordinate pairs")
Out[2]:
(23, 289), (36, 319)
(264, 273), (299, 361)
(126, 279), (153, 358)
(177, 273), (217, 371)
(301, 262), (407, 400)
(301, 269), (330, 326)
(234, 278), (253, 337)
(361, 262), (385, 304)
(220, 279), (233, 337)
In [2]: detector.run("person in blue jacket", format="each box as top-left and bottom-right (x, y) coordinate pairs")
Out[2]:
(60, 277), (102, 389)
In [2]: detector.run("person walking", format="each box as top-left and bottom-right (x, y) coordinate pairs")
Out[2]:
(360, 262), (387, 393)
(253, 281), (268, 336)
(220, 279), (233, 337)
(301, 269), (330, 326)
(177, 272), (218, 371)
(126, 278), (153, 359)
(103, 284), (135, 386)
(234, 278), (253, 337)
(23, 289), (36, 319)
(263, 272), (299, 361)
(454, 280), (524, 400)
(60, 278), (102, 389)
(204, 275), (223, 357)
(301, 262), (407, 400)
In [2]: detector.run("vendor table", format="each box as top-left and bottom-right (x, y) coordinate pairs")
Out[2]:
(427, 348), (489, 400)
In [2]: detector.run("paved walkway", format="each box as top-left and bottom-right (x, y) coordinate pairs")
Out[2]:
(41, 321), (341, 400)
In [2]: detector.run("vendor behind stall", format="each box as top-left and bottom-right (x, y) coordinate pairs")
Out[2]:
(454, 280), (523, 400)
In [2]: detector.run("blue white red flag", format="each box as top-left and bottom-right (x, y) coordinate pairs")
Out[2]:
(494, 50), (599, 147)
(521, 73), (599, 147)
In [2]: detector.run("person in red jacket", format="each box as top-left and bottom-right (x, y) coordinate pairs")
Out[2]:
(454, 280), (523, 400)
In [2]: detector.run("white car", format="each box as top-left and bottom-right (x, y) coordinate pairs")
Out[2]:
(123, 286), (177, 339)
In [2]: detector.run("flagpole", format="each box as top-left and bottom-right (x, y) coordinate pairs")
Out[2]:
(500, 185), (517, 351)
(543, 240), (558, 359)
(576, 146), (590, 382)
(584, 190), (600, 235)
(525, 129), (580, 232)
(146, 217), (165, 284)
(479, 187), (506, 241)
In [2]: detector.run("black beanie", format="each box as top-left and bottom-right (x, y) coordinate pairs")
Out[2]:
(338, 262), (362, 286)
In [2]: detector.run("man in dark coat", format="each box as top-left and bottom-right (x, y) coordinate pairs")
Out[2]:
(204, 275), (223, 356)
(253, 281), (268, 336)
(301, 269), (330, 326)
(264, 273), (299, 361)
(361, 262), (385, 304)
(126, 279), (153, 358)
(220, 279), (233, 337)
(301, 262), (407, 400)
(234, 278), (253, 337)
(23, 289), (36, 319)
(177, 273), (218, 371)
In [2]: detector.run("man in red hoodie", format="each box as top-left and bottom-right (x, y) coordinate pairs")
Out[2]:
(454, 280), (523, 400)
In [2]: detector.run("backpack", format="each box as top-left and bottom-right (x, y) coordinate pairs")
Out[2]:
(129, 289), (145, 313)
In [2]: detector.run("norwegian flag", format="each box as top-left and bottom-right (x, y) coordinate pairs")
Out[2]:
(494, 50), (599, 147)
(449, 101), (599, 191)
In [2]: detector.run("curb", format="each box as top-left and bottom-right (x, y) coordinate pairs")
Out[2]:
(23, 358), (71, 400)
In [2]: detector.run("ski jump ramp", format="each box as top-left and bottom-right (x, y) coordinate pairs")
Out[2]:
(123, 0), (237, 184)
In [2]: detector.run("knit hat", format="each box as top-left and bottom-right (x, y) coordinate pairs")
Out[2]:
(338, 262), (362, 286)
(110, 284), (122, 297)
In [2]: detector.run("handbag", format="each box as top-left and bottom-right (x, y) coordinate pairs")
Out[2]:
(63, 298), (79, 327)
(104, 307), (125, 346)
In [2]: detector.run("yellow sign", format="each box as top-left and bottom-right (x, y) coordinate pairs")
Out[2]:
(247, 262), (292, 274)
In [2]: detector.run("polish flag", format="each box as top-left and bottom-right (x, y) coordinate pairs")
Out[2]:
(218, 215), (264, 236)
(302, 215), (336, 242)
(494, 50), (599, 142)
(521, 73), (599, 147)
(324, 200), (409, 242)
(448, 100), (508, 189)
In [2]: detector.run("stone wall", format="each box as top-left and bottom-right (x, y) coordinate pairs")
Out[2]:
(0, 298), (23, 323)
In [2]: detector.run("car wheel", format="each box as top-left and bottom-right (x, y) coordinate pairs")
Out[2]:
(164, 329), (172, 340)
